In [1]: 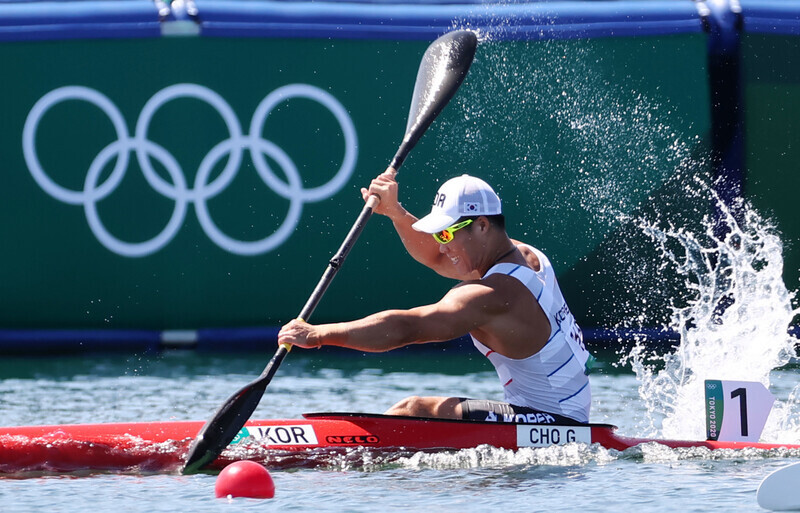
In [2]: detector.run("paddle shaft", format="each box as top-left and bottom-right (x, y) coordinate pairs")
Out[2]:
(263, 193), (382, 376)
(242, 136), (415, 435)
(255, 71), (449, 392)
(299, 194), (381, 321)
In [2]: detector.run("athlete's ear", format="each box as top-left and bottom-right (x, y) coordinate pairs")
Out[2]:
(477, 216), (490, 233)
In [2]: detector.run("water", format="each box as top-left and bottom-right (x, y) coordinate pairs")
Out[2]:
(431, 36), (703, 272)
(1, 350), (799, 512)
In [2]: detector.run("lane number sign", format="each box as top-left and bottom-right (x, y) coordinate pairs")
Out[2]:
(705, 379), (775, 442)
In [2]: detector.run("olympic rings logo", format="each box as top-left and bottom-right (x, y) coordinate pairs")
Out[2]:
(22, 83), (358, 257)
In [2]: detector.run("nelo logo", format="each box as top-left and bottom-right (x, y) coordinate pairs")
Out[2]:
(326, 435), (380, 444)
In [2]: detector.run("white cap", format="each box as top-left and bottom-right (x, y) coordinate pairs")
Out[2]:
(412, 175), (502, 233)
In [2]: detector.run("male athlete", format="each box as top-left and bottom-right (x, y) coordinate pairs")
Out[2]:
(278, 170), (593, 424)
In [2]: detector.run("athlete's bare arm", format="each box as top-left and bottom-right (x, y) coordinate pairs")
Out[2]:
(279, 273), (548, 357)
(279, 279), (510, 352)
(361, 168), (477, 281)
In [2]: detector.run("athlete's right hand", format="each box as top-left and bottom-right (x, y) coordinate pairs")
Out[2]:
(278, 319), (321, 349)
(361, 167), (404, 219)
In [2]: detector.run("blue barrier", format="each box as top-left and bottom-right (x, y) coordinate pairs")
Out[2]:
(701, 0), (746, 238)
(0, 1), (791, 41)
(0, 0), (161, 40)
(194, 0), (702, 40)
(741, 0), (800, 35)
(0, 329), (161, 355)
(0, 326), (679, 355)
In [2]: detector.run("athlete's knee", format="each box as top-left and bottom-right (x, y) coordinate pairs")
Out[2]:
(385, 396), (460, 419)
(386, 396), (425, 416)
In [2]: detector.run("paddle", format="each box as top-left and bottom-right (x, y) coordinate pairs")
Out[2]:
(182, 29), (478, 474)
(757, 461), (800, 511)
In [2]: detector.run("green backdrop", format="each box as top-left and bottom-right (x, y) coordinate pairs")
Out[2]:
(744, 34), (800, 295)
(0, 33), (725, 331)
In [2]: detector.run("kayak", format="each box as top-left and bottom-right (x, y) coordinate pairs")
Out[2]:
(2, 412), (800, 475)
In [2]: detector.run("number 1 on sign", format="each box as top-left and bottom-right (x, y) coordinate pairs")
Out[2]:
(730, 387), (748, 437)
(705, 380), (774, 442)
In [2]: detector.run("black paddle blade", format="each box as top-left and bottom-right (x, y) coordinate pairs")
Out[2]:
(392, 29), (478, 168)
(182, 379), (267, 474)
(182, 346), (289, 474)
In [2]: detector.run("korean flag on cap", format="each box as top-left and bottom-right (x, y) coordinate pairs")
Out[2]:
(464, 202), (480, 213)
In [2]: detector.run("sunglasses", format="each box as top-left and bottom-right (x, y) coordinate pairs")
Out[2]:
(433, 219), (473, 244)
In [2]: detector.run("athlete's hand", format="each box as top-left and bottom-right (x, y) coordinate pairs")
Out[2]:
(278, 319), (321, 349)
(361, 167), (405, 219)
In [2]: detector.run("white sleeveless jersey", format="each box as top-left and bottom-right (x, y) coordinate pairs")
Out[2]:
(470, 245), (592, 423)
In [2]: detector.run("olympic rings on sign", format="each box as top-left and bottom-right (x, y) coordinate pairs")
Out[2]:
(22, 83), (358, 257)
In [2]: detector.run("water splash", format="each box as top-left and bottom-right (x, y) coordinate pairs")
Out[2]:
(624, 180), (800, 441)
(424, 31), (799, 447)
(429, 36), (702, 272)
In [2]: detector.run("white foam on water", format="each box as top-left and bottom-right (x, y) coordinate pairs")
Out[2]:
(394, 443), (616, 470)
(624, 182), (800, 442)
(263, 440), (800, 471)
(620, 442), (800, 463)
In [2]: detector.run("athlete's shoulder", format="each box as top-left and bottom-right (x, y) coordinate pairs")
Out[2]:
(511, 241), (546, 273)
(511, 241), (539, 256)
(443, 278), (515, 316)
(473, 268), (536, 304)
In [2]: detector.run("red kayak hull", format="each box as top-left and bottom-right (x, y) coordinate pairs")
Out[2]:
(1, 413), (799, 475)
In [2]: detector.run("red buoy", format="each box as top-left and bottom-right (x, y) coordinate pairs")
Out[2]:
(214, 461), (275, 499)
